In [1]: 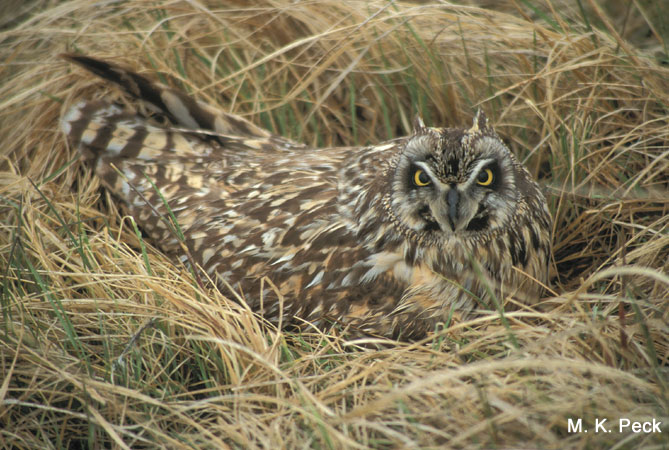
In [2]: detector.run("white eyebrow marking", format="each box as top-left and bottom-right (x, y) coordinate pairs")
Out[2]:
(414, 161), (438, 181)
(464, 158), (496, 187)
(413, 160), (453, 192)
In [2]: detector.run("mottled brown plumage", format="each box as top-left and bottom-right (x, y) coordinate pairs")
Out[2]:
(61, 54), (552, 340)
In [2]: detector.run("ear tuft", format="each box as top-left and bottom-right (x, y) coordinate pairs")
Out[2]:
(413, 115), (426, 133)
(469, 108), (492, 134)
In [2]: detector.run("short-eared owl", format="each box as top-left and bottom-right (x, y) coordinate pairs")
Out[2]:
(62, 55), (552, 340)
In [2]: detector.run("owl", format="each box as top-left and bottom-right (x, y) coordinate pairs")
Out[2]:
(61, 54), (552, 340)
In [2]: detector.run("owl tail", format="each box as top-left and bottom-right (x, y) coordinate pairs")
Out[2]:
(61, 53), (283, 141)
(63, 100), (186, 161)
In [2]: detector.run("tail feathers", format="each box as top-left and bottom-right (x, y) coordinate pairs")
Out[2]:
(61, 53), (299, 146)
(61, 100), (210, 164)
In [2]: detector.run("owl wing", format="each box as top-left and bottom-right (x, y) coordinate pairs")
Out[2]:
(63, 97), (410, 335)
(62, 54), (426, 338)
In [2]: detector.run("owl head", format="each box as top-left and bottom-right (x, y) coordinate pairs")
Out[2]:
(388, 110), (520, 242)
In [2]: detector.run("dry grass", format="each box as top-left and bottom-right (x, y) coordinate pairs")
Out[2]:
(1, 0), (667, 448)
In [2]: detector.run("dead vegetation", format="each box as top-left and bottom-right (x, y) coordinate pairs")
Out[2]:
(0, 0), (667, 448)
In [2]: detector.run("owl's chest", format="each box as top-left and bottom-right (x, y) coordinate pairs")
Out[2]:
(363, 239), (516, 302)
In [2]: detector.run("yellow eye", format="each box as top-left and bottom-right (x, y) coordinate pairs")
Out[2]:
(413, 169), (431, 187)
(477, 168), (494, 186)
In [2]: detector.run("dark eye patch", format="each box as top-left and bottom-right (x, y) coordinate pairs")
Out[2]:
(408, 163), (432, 188)
(476, 160), (501, 189)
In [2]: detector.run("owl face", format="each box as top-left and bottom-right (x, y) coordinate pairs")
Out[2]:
(388, 111), (519, 241)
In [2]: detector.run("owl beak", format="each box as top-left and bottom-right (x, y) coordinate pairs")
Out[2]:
(446, 188), (459, 230)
